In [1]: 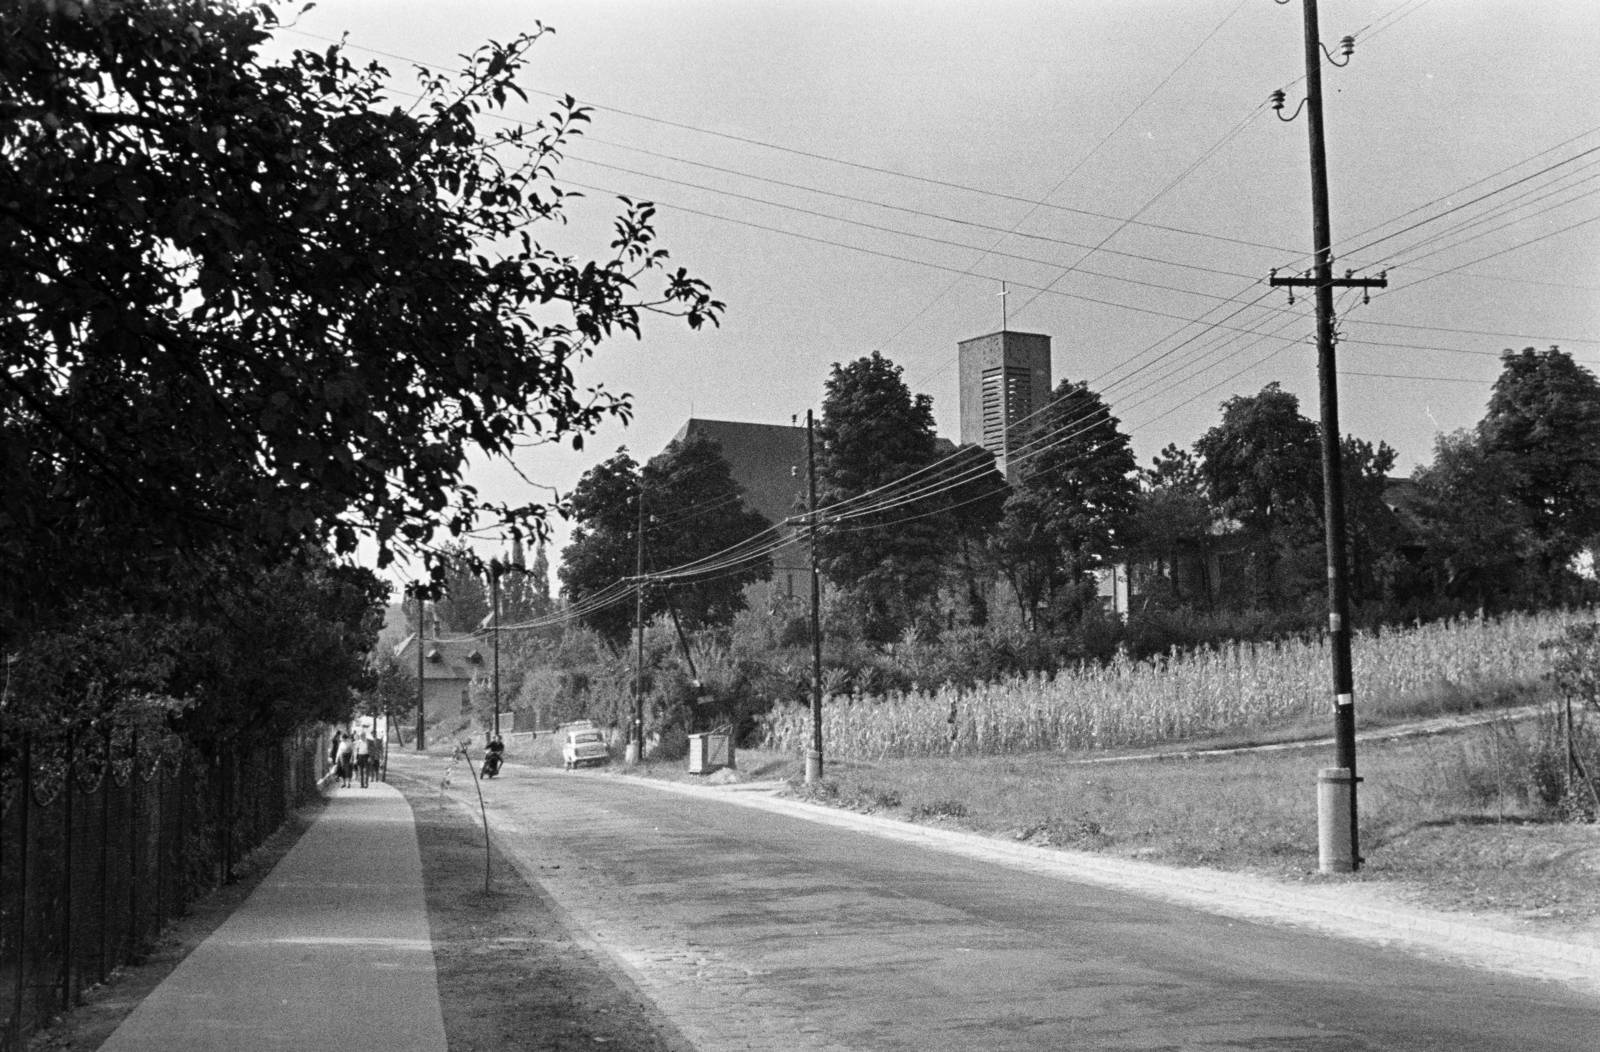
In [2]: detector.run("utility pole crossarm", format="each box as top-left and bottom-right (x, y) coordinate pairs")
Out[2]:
(1269, 273), (1387, 289)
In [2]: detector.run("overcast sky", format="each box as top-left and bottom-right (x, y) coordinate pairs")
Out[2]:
(263, 1), (1600, 587)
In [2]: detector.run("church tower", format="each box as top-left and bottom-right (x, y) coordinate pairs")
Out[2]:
(957, 330), (1052, 479)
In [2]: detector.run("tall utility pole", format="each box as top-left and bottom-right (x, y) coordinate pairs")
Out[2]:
(491, 564), (501, 740)
(1270, 0), (1385, 872)
(415, 593), (427, 752)
(806, 409), (824, 785)
(630, 488), (646, 765)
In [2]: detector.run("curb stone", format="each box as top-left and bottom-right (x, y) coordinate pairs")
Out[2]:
(615, 772), (1600, 995)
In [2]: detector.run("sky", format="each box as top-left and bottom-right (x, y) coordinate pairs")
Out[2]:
(260, 1), (1600, 588)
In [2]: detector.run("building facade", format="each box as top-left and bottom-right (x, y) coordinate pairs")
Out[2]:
(957, 330), (1052, 480)
(393, 620), (486, 716)
(669, 418), (815, 610)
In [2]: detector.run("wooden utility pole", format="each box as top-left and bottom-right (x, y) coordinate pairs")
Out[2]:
(1270, 0), (1385, 871)
(631, 489), (646, 764)
(415, 592), (427, 751)
(806, 409), (824, 784)
(491, 564), (501, 740)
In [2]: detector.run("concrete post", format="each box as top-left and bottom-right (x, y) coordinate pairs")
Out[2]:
(1318, 767), (1355, 874)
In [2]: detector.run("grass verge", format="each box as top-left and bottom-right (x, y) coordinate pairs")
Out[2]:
(763, 714), (1600, 930)
(389, 768), (690, 1052)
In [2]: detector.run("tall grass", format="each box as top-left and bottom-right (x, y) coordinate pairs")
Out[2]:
(762, 609), (1592, 760)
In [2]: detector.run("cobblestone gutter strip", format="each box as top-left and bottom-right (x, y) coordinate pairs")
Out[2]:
(620, 774), (1600, 996)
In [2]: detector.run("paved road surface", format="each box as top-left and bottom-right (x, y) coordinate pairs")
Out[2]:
(408, 755), (1600, 1052)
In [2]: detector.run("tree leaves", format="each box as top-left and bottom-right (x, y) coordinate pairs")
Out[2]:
(558, 436), (772, 644)
(0, 1), (723, 639)
(816, 352), (950, 643)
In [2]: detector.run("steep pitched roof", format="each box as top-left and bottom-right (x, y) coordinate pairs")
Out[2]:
(392, 632), (488, 682)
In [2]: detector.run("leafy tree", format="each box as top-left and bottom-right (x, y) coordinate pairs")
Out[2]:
(815, 352), (947, 643)
(1478, 347), (1600, 583)
(433, 542), (490, 634)
(990, 379), (1136, 628)
(0, 1), (722, 643)
(357, 650), (419, 729)
(987, 489), (1060, 630)
(1194, 384), (1400, 607)
(1195, 383), (1323, 605)
(1127, 444), (1215, 604)
(498, 538), (553, 625)
(1339, 434), (1401, 602)
(640, 431), (773, 631)
(558, 452), (644, 644)
(940, 444), (1010, 626)
(1408, 430), (1535, 607)
(6, 550), (385, 748)
(165, 553), (386, 746)
(559, 437), (772, 644)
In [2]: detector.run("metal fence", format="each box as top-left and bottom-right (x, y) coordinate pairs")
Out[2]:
(0, 726), (330, 1051)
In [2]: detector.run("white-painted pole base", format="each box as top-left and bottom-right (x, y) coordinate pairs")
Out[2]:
(624, 741), (641, 766)
(1317, 767), (1355, 873)
(804, 749), (823, 785)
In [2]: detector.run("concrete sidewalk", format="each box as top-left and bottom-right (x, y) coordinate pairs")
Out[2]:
(98, 783), (447, 1052)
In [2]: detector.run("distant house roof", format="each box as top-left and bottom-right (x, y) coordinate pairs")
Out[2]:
(392, 632), (486, 683)
(671, 418), (809, 524)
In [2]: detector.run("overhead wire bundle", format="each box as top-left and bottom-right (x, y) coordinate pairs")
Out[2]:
(287, 8), (1598, 637)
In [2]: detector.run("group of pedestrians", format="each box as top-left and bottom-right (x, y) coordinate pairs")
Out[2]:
(331, 729), (381, 788)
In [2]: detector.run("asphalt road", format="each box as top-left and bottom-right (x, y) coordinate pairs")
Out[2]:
(418, 757), (1600, 1052)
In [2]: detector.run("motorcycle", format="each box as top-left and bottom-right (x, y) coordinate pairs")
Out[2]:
(480, 749), (504, 779)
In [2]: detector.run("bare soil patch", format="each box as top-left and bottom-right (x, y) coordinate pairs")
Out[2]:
(391, 768), (691, 1052)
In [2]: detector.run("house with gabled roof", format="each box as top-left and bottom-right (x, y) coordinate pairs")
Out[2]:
(393, 623), (489, 716)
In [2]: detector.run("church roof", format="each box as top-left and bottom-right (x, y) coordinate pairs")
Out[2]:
(671, 418), (809, 524)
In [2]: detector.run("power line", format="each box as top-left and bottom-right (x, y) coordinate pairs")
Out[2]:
(877, 0), (1255, 348)
(561, 177), (1332, 341)
(1335, 123), (1600, 254)
(569, 143), (1260, 281)
(276, 25), (1302, 260)
(1379, 180), (1600, 273)
(1387, 209), (1600, 295)
(1010, 103), (1269, 323)
(565, 157), (1257, 304)
(1343, 317), (1599, 347)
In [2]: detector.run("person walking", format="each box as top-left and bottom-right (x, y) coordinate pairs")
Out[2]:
(354, 731), (372, 788)
(335, 732), (355, 788)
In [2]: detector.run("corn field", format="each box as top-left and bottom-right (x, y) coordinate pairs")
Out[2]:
(762, 609), (1594, 761)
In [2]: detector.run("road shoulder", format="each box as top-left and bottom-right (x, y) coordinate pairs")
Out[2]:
(389, 762), (697, 1052)
(614, 771), (1600, 996)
